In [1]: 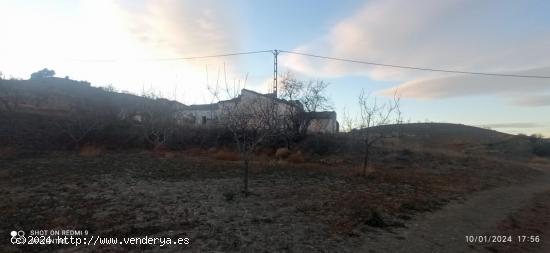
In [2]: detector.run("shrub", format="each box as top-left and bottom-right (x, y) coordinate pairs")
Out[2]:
(533, 141), (550, 157)
(93, 121), (143, 149)
(207, 147), (218, 154)
(275, 147), (290, 159)
(365, 209), (387, 227)
(300, 134), (345, 156)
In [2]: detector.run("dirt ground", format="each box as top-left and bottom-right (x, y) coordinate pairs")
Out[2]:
(485, 192), (550, 252)
(0, 150), (545, 252)
(360, 169), (550, 253)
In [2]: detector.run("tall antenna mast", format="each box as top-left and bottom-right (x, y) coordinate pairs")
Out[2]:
(272, 49), (279, 97)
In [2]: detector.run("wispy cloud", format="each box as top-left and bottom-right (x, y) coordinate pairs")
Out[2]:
(378, 66), (550, 99)
(113, 0), (241, 58)
(512, 94), (550, 107)
(106, 0), (246, 102)
(282, 0), (550, 105)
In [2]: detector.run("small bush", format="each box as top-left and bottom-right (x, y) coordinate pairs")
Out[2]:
(207, 147), (218, 154)
(365, 209), (387, 227)
(300, 134), (345, 156)
(533, 141), (550, 157)
(79, 145), (105, 157)
(275, 148), (290, 159)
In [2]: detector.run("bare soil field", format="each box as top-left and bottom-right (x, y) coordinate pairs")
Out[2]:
(0, 150), (544, 252)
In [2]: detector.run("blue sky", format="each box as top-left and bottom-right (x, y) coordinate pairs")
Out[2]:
(0, 0), (549, 135)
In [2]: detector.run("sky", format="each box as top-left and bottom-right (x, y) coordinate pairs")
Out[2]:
(1, 0), (549, 136)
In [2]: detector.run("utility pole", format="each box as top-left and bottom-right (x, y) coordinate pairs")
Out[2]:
(272, 49), (279, 97)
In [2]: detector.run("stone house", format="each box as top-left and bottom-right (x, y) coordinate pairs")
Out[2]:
(177, 89), (339, 133)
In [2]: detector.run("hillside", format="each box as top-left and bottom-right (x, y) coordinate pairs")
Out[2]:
(352, 123), (537, 160)
(0, 77), (186, 116)
(0, 77), (188, 150)
(374, 122), (510, 141)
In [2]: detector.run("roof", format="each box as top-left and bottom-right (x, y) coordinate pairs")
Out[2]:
(241, 89), (304, 109)
(183, 88), (305, 111)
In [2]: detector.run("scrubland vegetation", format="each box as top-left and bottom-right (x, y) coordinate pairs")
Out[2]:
(1, 76), (549, 252)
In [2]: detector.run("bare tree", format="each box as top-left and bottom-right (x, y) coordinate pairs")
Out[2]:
(357, 89), (402, 176)
(139, 90), (177, 150)
(301, 80), (332, 112)
(100, 84), (118, 93)
(56, 110), (104, 149)
(279, 71), (304, 101)
(0, 81), (22, 113)
(278, 103), (304, 148)
(341, 107), (356, 133)
(278, 73), (333, 138)
(277, 72), (307, 146)
(220, 94), (277, 195)
(208, 71), (278, 195)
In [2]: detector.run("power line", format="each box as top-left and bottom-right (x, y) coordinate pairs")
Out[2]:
(145, 50), (273, 61)
(69, 49), (550, 79)
(279, 50), (550, 79)
(70, 50), (273, 62)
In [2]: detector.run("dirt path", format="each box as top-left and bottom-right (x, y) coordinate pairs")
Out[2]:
(360, 166), (550, 253)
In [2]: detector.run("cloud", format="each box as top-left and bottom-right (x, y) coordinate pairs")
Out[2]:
(0, 0), (247, 103)
(113, 0), (240, 57)
(512, 94), (550, 107)
(282, 0), (550, 104)
(67, 0), (246, 103)
(109, 0), (249, 102)
(378, 66), (550, 99)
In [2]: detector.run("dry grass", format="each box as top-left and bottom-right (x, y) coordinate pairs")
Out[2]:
(183, 147), (206, 156)
(255, 147), (275, 157)
(364, 165), (377, 176)
(162, 151), (179, 159)
(212, 149), (240, 161)
(287, 151), (305, 163)
(78, 145), (105, 157)
(0, 149), (542, 252)
(529, 157), (550, 169)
